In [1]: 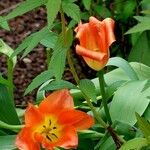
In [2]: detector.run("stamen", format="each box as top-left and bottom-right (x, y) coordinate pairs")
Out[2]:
(46, 135), (52, 141)
(53, 127), (57, 129)
(49, 120), (51, 126)
(43, 125), (46, 129)
(51, 133), (58, 139)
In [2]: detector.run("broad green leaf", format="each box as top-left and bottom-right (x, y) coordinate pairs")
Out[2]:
(0, 39), (16, 67)
(24, 70), (54, 95)
(110, 80), (150, 125)
(107, 57), (139, 80)
(0, 16), (10, 30)
(71, 62), (150, 101)
(82, 0), (91, 10)
(0, 84), (20, 125)
(79, 79), (97, 102)
(95, 134), (116, 150)
(62, 1), (80, 22)
(46, 0), (61, 27)
(129, 31), (150, 66)
(0, 135), (16, 150)
(5, 0), (47, 20)
(136, 113), (150, 143)
(120, 138), (148, 150)
(41, 80), (77, 91)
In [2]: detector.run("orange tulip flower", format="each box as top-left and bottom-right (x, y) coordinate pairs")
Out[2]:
(16, 89), (94, 150)
(75, 16), (115, 71)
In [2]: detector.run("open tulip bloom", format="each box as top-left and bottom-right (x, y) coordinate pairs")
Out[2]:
(75, 16), (116, 71)
(16, 89), (94, 150)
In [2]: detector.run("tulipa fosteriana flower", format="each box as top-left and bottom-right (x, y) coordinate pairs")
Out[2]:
(16, 89), (94, 150)
(75, 16), (115, 71)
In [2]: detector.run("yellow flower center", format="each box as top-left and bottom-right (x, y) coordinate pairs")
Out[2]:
(34, 116), (62, 143)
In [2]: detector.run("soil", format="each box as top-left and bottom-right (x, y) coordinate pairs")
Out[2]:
(0, 0), (96, 106)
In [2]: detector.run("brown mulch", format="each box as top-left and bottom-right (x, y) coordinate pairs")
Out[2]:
(0, 0), (96, 106)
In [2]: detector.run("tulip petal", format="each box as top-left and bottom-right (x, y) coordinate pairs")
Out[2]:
(39, 89), (74, 114)
(59, 110), (94, 130)
(16, 127), (40, 150)
(76, 45), (107, 62)
(103, 18), (116, 47)
(25, 103), (43, 127)
(56, 126), (78, 149)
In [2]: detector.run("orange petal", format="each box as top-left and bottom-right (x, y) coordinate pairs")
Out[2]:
(39, 89), (74, 114)
(16, 127), (40, 150)
(103, 18), (116, 48)
(59, 110), (95, 130)
(25, 103), (43, 127)
(76, 45), (107, 62)
(55, 126), (78, 149)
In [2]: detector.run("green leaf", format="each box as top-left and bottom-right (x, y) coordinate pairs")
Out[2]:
(41, 80), (77, 91)
(120, 138), (148, 150)
(22, 27), (51, 58)
(62, 1), (80, 22)
(125, 21), (150, 34)
(129, 31), (150, 67)
(24, 70), (54, 95)
(48, 35), (68, 80)
(114, 121), (136, 140)
(79, 79), (97, 102)
(0, 84), (20, 125)
(95, 5), (112, 18)
(40, 32), (58, 48)
(110, 80), (150, 125)
(46, 0), (61, 27)
(36, 80), (52, 102)
(5, 0), (47, 20)
(0, 135), (16, 150)
(144, 105), (150, 121)
(12, 29), (56, 58)
(136, 113), (150, 143)
(0, 16), (10, 30)
(82, 0), (91, 10)
(0, 39), (16, 67)
(78, 130), (103, 139)
(0, 74), (9, 86)
(107, 57), (139, 80)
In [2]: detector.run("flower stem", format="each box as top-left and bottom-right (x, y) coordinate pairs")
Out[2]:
(98, 70), (112, 125)
(67, 50), (79, 84)
(82, 92), (108, 129)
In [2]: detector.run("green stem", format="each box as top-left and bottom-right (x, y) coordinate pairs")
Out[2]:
(82, 92), (108, 129)
(67, 50), (79, 84)
(0, 120), (24, 132)
(46, 48), (52, 68)
(60, 9), (79, 84)
(98, 70), (112, 125)
(7, 59), (14, 104)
